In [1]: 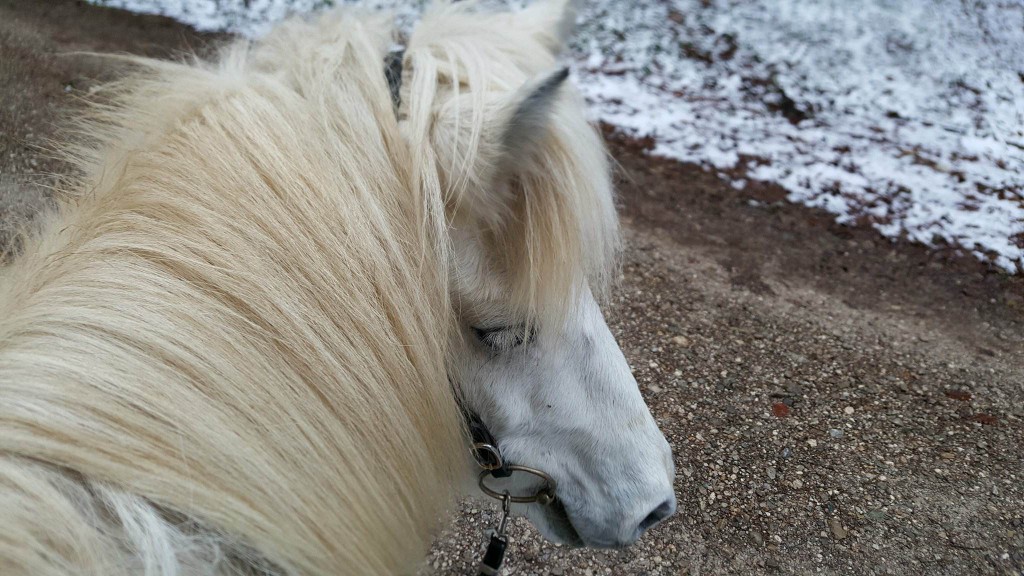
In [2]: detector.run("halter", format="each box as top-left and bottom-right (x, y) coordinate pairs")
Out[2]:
(465, 408), (558, 576)
(384, 48), (404, 111)
(465, 405), (560, 575)
(465, 410), (557, 505)
(386, 49), (558, 574)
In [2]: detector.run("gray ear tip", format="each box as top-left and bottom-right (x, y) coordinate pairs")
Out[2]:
(504, 67), (572, 149)
(540, 67), (570, 93)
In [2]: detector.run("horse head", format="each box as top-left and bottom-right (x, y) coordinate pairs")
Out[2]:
(403, 0), (676, 548)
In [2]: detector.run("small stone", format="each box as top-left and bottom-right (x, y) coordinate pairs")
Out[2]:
(829, 518), (848, 540)
(807, 439), (818, 448)
(767, 466), (777, 480)
(940, 452), (955, 460)
(671, 335), (691, 347)
(829, 428), (844, 438)
(971, 413), (997, 425)
(551, 568), (564, 576)
(944, 389), (972, 401)
(844, 406), (855, 415)
(649, 384), (663, 393)
(791, 479), (804, 489)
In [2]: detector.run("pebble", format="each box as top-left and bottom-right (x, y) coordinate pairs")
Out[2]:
(807, 439), (818, 447)
(844, 406), (855, 415)
(791, 479), (804, 489)
(829, 518), (849, 540)
(767, 466), (777, 480)
(829, 428), (844, 438)
(867, 510), (887, 522)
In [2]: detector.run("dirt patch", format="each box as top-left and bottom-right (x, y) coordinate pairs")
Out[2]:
(0, 0), (217, 246)
(1, 2), (1021, 575)
(605, 125), (1023, 360)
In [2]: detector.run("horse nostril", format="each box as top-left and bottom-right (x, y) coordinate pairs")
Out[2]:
(638, 498), (676, 533)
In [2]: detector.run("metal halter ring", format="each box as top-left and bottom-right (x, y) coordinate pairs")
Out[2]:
(478, 465), (557, 505)
(472, 442), (504, 471)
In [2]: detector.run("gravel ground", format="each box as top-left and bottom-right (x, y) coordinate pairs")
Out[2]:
(1, 2), (1022, 574)
(428, 223), (1024, 575)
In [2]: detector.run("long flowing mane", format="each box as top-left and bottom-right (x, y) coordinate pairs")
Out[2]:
(0, 10), (465, 575)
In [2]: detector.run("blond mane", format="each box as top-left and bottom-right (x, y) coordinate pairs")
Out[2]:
(0, 10), (464, 576)
(0, 2), (620, 575)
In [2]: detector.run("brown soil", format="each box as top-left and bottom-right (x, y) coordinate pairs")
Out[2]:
(1, 1), (1021, 575)
(0, 0), (218, 246)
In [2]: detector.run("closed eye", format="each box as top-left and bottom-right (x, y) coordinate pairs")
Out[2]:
(472, 325), (533, 352)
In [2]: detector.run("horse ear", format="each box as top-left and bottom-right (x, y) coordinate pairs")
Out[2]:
(519, 0), (577, 54)
(429, 69), (569, 226)
(499, 68), (569, 163)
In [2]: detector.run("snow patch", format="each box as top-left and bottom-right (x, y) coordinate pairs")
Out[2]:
(90, 0), (1024, 272)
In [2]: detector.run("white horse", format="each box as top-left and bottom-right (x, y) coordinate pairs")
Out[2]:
(0, 1), (674, 574)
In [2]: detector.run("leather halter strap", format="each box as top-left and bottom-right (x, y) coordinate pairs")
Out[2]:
(384, 48), (405, 112)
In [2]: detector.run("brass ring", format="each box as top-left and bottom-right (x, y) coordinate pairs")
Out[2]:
(471, 442), (504, 471)
(478, 465), (557, 505)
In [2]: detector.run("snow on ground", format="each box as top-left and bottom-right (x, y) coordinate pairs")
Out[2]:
(90, 0), (1024, 272)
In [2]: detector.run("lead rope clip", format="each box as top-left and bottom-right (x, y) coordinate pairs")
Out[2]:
(477, 492), (511, 576)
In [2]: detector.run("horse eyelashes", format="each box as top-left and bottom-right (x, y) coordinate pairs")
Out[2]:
(473, 326), (523, 351)
(472, 325), (534, 351)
